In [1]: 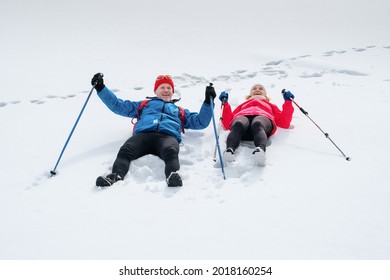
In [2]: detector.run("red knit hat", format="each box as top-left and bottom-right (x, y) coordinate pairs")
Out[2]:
(154, 75), (174, 93)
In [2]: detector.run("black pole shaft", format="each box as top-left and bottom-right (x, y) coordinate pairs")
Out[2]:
(282, 89), (351, 161)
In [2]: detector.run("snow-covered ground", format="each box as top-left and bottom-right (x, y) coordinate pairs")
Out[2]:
(1, 1), (390, 276)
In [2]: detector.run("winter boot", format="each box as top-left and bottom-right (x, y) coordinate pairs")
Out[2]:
(252, 147), (266, 167)
(223, 147), (235, 162)
(96, 173), (122, 187)
(166, 171), (183, 187)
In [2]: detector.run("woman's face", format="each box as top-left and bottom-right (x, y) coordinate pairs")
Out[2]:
(251, 85), (266, 97)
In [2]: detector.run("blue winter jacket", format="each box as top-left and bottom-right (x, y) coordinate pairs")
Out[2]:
(97, 87), (213, 143)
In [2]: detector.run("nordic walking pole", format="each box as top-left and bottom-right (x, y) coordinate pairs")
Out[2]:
(282, 89), (351, 161)
(213, 100), (225, 162)
(209, 83), (226, 179)
(50, 74), (102, 177)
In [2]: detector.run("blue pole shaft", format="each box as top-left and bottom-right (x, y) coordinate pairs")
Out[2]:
(210, 96), (226, 180)
(50, 86), (95, 176)
(213, 103), (224, 161)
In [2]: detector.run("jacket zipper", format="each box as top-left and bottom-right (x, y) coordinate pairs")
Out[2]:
(156, 102), (166, 131)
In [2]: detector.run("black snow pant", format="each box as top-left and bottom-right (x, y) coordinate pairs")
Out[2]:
(226, 115), (273, 152)
(112, 132), (180, 179)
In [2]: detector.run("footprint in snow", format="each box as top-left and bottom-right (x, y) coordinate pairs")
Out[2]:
(260, 67), (288, 79)
(246, 72), (258, 78)
(1, 92), (82, 108)
(231, 69), (258, 79)
(287, 55), (311, 60)
(300, 72), (324, 78)
(353, 47), (367, 52)
(209, 71), (259, 83)
(179, 73), (208, 84)
(265, 59), (284, 66)
(29, 92), (80, 105)
(322, 50), (347, 56)
(233, 70), (248, 74)
(331, 69), (369, 76)
(30, 99), (45, 104)
(213, 75), (231, 81)
(45, 95), (58, 99)
(64, 94), (76, 98)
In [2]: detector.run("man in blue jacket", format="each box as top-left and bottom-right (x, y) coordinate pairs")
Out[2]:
(91, 73), (216, 187)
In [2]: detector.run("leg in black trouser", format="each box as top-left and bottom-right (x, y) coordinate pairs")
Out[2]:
(154, 134), (180, 178)
(251, 116), (273, 151)
(112, 132), (180, 179)
(226, 115), (273, 151)
(226, 116), (250, 151)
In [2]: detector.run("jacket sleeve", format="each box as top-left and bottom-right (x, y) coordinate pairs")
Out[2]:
(271, 100), (294, 128)
(184, 102), (213, 130)
(97, 87), (140, 118)
(221, 102), (233, 130)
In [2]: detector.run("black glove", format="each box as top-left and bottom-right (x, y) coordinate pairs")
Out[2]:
(91, 73), (105, 92)
(204, 83), (216, 104)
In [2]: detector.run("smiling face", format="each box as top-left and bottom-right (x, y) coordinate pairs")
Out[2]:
(250, 84), (266, 97)
(154, 83), (174, 102)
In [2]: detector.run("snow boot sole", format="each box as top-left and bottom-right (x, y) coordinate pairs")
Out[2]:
(166, 172), (183, 187)
(253, 147), (266, 167)
(223, 148), (235, 162)
(96, 173), (122, 187)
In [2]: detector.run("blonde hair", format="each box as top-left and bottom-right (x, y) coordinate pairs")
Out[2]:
(245, 84), (270, 102)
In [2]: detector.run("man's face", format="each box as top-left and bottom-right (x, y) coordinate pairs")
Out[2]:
(155, 83), (174, 102)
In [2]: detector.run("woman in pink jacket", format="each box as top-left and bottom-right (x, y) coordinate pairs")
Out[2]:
(219, 84), (295, 166)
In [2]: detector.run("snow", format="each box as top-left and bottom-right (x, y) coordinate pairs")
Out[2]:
(1, 0), (390, 265)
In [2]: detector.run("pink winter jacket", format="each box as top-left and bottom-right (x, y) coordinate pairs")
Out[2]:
(221, 98), (294, 135)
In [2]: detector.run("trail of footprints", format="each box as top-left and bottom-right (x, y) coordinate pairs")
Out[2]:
(2, 45), (389, 109)
(21, 44), (389, 193)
